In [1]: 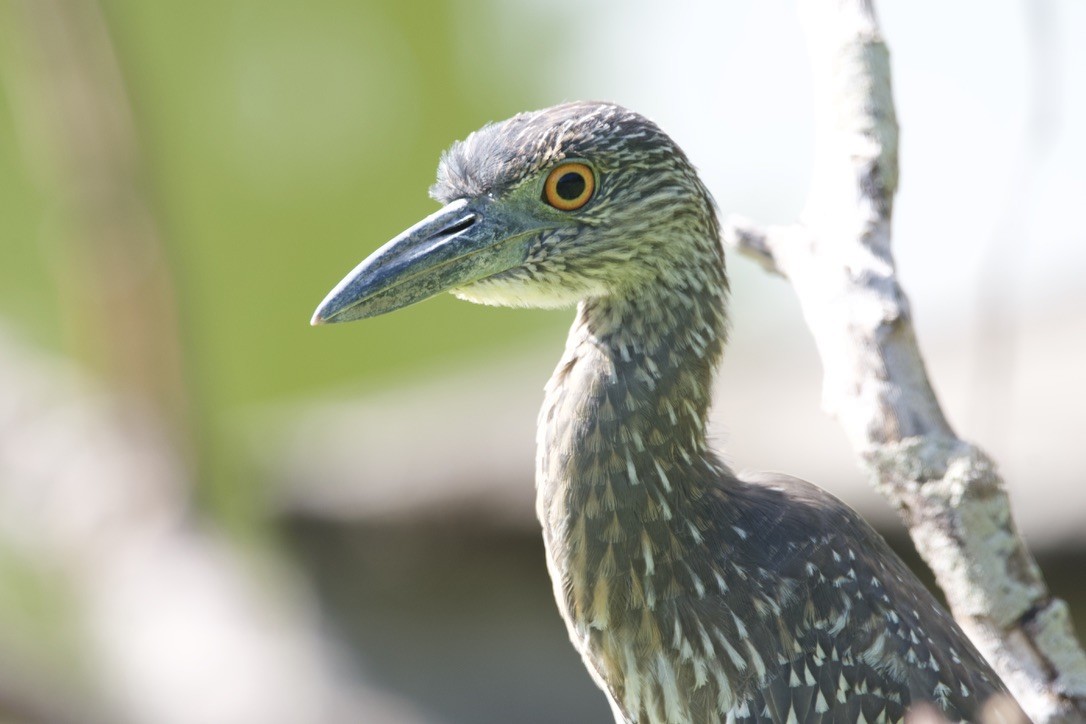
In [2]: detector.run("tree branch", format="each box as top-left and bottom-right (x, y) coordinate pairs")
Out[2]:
(722, 1), (1086, 721)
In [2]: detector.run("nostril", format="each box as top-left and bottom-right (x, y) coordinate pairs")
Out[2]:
(431, 214), (476, 240)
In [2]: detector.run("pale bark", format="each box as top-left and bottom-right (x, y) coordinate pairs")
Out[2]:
(721, 1), (1086, 721)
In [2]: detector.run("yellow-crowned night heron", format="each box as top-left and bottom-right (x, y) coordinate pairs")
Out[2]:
(312, 102), (1022, 723)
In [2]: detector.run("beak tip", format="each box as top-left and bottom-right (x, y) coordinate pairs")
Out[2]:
(310, 305), (333, 326)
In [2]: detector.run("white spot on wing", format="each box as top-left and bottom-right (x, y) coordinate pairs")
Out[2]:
(626, 451), (639, 486)
(654, 460), (673, 493)
(641, 531), (655, 575)
(743, 639), (766, 681)
(655, 652), (685, 723)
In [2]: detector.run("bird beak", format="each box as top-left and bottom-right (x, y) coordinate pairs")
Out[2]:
(311, 198), (537, 324)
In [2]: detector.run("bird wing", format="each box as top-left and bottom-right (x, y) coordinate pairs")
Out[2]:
(725, 472), (1017, 723)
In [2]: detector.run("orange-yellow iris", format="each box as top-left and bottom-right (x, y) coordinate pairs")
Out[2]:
(543, 162), (595, 211)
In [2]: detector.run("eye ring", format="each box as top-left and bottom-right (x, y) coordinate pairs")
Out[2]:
(543, 162), (596, 211)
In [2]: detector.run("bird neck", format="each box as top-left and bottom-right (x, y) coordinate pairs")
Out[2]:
(536, 246), (730, 536)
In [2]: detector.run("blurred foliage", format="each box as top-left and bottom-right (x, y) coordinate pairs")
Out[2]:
(104, 0), (572, 403)
(0, 0), (572, 516)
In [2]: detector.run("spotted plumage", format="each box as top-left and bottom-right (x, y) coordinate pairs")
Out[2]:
(313, 101), (1025, 723)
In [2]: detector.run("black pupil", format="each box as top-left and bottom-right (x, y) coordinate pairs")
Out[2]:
(555, 171), (586, 201)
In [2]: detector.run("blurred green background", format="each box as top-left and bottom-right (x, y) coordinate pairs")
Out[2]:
(1, 0), (577, 527)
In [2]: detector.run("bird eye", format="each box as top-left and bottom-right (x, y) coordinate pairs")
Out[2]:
(543, 162), (595, 211)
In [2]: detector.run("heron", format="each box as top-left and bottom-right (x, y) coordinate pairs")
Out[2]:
(312, 101), (1022, 723)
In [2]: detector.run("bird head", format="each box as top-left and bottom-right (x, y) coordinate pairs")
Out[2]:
(312, 101), (720, 325)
